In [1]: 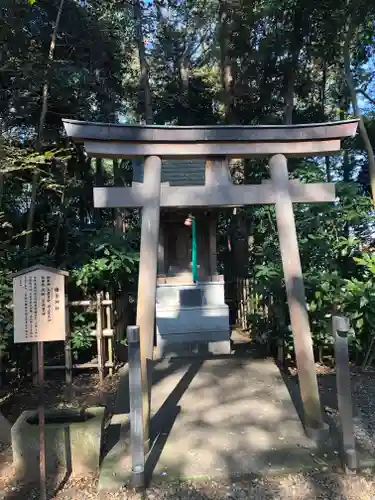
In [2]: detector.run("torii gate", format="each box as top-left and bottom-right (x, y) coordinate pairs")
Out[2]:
(63, 118), (358, 447)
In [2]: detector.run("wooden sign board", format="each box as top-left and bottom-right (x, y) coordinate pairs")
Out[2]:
(13, 265), (69, 344)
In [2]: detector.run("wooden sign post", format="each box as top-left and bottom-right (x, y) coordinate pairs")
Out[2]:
(12, 265), (69, 500)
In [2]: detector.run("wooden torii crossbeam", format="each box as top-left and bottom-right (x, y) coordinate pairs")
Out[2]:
(63, 118), (359, 446)
(92, 177), (335, 208)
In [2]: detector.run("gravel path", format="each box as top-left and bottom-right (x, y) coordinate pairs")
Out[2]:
(351, 372), (375, 457)
(1, 473), (375, 499)
(314, 369), (375, 458)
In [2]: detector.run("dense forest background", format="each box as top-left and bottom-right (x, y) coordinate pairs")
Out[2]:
(0, 0), (375, 371)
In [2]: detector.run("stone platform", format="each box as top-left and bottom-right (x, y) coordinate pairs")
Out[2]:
(156, 280), (231, 357)
(99, 357), (339, 490)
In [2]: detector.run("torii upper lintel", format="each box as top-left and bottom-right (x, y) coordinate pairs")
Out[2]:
(63, 118), (358, 158)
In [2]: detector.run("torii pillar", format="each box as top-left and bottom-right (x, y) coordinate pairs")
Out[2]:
(269, 154), (322, 430)
(135, 155), (162, 452)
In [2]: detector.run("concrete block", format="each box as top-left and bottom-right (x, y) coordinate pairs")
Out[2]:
(158, 338), (231, 358)
(156, 305), (230, 335)
(156, 280), (231, 357)
(11, 406), (105, 480)
(208, 340), (231, 355)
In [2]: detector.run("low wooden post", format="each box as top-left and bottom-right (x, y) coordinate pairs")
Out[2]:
(127, 325), (145, 489)
(361, 336), (375, 371)
(0, 338), (3, 388)
(269, 154), (324, 434)
(96, 292), (104, 385)
(32, 344), (38, 386)
(191, 216), (198, 282)
(208, 212), (217, 279)
(333, 315), (358, 472)
(64, 297), (72, 385)
(38, 342), (47, 500)
(105, 292), (113, 376)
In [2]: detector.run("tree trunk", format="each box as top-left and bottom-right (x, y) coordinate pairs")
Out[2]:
(113, 159), (124, 232)
(321, 62), (332, 182)
(27, 0), (65, 251)
(133, 0), (153, 124)
(342, 149), (351, 238)
(51, 160), (68, 257)
(325, 156), (332, 183)
(95, 158), (104, 228)
(283, 45), (301, 125)
(343, 149), (351, 183)
(283, 11), (303, 126)
(37, 0), (65, 148)
(219, 1), (233, 123)
(179, 54), (191, 125)
(0, 171), (4, 211)
(344, 23), (375, 201)
(284, 64), (297, 125)
(78, 149), (89, 229)
(25, 170), (38, 251)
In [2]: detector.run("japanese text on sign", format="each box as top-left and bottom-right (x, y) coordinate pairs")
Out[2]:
(13, 267), (66, 343)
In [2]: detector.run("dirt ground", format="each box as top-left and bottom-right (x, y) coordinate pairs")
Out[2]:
(0, 370), (119, 498)
(0, 371), (119, 425)
(1, 470), (375, 499)
(1, 364), (375, 499)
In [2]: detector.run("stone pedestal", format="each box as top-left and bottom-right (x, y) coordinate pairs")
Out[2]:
(11, 407), (105, 480)
(155, 279), (231, 357)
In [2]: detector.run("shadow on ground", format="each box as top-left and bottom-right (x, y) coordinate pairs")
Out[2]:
(99, 345), (349, 493)
(3, 335), (375, 498)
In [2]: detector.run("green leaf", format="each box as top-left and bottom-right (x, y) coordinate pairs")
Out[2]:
(360, 296), (368, 309)
(309, 301), (317, 312)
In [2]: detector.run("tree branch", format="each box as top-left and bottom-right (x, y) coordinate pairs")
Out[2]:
(356, 88), (375, 106)
(343, 18), (375, 202)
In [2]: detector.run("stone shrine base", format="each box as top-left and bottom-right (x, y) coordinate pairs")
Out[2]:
(99, 357), (345, 491)
(155, 280), (231, 357)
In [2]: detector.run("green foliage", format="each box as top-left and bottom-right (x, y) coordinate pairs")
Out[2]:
(1, 0), (375, 369)
(245, 174), (374, 359)
(304, 253), (375, 355)
(70, 311), (95, 358)
(0, 269), (13, 351)
(70, 230), (139, 295)
(343, 253), (375, 350)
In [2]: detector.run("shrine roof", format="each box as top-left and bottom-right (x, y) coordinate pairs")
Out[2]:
(63, 119), (359, 143)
